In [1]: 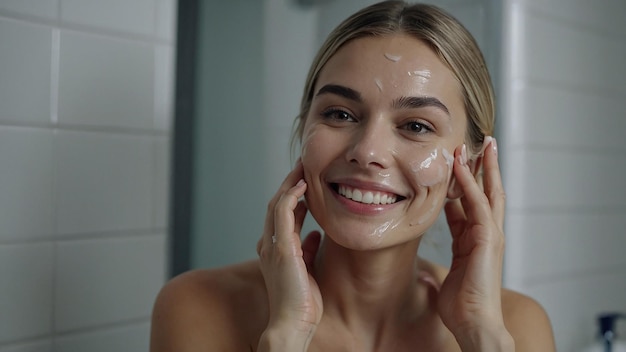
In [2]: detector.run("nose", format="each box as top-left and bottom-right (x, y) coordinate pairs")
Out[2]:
(345, 120), (393, 169)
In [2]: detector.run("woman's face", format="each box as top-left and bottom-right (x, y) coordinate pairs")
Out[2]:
(301, 34), (467, 250)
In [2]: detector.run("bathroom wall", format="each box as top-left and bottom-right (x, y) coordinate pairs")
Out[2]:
(0, 0), (175, 351)
(501, 0), (626, 350)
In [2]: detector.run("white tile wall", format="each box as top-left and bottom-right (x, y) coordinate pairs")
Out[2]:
(525, 0), (626, 37)
(0, 0), (175, 349)
(55, 130), (153, 235)
(0, 127), (54, 240)
(55, 235), (166, 331)
(0, 19), (52, 123)
(507, 148), (626, 210)
(60, 0), (155, 37)
(524, 11), (626, 93)
(507, 211), (626, 282)
(502, 0), (626, 350)
(0, 340), (51, 352)
(58, 31), (155, 130)
(53, 322), (150, 352)
(508, 84), (626, 150)
(0, 1), (58, 21)
(154, 45), (174, 131)
(154, 0), (176, 42)
(153, 137), (171, 228)
(0, 243), (54, 342)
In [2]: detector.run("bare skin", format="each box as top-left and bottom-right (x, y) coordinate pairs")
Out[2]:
(150, 254), (554, 351)
(150, 35), (556, 352)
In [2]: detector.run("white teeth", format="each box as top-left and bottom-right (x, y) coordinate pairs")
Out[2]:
(362, 192), (374, 204)
(372, 193), (380, 204)
(337, 185), (398, 205)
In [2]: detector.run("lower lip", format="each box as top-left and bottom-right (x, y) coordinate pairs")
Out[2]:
(330, 185), (400, 215)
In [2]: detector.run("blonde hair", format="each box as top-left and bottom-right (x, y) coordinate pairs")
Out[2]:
(291, 0), (494, 157)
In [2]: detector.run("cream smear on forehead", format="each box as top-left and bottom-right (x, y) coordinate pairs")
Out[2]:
(408, 69), (432, 84)
(374, 78), (383, 92)
(384, 53), (401, 62)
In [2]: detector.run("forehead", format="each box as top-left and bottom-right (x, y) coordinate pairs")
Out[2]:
(315, 34), (462, 108)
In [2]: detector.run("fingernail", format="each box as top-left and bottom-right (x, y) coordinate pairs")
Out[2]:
(492, 138), (498, 156)
(296, 178), (305, 187)
(460, 144), (467, 165)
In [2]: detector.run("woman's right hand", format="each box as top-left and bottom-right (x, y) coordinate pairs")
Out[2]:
(256, 161), (323, 350)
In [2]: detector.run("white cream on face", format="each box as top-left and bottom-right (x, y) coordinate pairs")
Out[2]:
(368, 219), (400, 244)
(384, 53), (401, 62)
(409, 147), (448, 187)
(407, 69), (431, 79)
(408, 146), (454, 226)
(442, 148), (454, 176)
(374, 78), (383, 92)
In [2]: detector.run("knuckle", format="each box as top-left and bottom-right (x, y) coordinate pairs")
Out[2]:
(258, 245), (272, 261)
(488, 188), (506, 201)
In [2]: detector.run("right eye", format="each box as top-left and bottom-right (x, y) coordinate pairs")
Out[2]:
(321, 108), (356, 122)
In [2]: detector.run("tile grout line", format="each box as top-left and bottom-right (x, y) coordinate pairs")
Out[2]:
(50, 29), (60, 125)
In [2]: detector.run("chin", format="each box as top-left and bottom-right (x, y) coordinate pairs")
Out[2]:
(319, 217), (428, 252)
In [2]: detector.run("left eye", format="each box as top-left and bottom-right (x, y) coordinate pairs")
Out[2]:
(402, 121), (432, 134)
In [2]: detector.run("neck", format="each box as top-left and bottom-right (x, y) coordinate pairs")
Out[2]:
(314, 235), (430, 335)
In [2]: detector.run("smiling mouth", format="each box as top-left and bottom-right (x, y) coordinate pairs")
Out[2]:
(332, 183), (404, 205)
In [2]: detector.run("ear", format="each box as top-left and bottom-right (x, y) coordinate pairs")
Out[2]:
(446, 157), (480, 199)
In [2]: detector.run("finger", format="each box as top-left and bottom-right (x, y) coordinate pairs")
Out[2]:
(453, 144), (492, 223)
(273, 179), (307, 251)
(293, 200), (308, 236)
(261, 161), (304, 248)
(481, 138), (505, 231)
(444, 198), (466, 239)
(302, 231), (321, 273)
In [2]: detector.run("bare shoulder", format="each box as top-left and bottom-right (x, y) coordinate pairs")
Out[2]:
(501, 288), (556, 352)
(417, 258), (556, 351)
(149, 260), (268, 352)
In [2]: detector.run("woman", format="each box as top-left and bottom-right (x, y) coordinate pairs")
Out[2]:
(150, 1), (556, 351)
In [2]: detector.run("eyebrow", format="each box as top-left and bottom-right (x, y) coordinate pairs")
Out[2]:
(392, 96), (450, 116)
(315, 83), (450, 116)
(315, 84), (363, 102)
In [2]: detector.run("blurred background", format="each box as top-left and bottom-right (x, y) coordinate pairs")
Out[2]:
(0, 0), (624, 351)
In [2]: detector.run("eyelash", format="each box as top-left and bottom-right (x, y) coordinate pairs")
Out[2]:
(401, 120), (434, 134)
(321, 108), (355, 122)
(320, 108), (434, 135)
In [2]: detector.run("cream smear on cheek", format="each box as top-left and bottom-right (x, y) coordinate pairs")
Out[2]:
(409, 146), (455, 226)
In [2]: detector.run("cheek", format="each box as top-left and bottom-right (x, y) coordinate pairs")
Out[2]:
(300, 126), (320, 166)
(300, 125), (337, 181)
(407, 147), (454, 187)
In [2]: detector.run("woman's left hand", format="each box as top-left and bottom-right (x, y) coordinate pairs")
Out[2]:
(438, 138), (514, 351)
